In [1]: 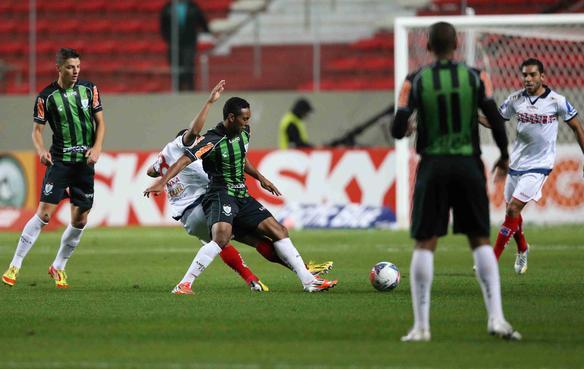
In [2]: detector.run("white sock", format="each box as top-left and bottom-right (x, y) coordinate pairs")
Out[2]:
(473, 245), (505, 322)
(10, 215), (46, 269)
(52, 225), (84, 270)
(181, 240), (222, 284)
(273, 238), (315, 285)
(410, 249), (434, 332)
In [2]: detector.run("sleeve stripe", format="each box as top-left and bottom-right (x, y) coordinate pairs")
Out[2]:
(397, 80), (412, 108)
(480, 71), (494, 98)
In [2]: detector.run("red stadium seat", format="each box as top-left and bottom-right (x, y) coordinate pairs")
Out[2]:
(117, 20), (143, 34)
(107, 0), (139, 13)
(37, 1), (75, 13)
(0, 42), (26, 55)
(136, 0), (167, 13)
(76, 0), (107, 14)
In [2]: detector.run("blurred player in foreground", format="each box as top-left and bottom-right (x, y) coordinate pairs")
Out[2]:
(392, 22), (520, 341)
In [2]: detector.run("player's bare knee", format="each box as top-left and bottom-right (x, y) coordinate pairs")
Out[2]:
(213, 234), (230, 248)
(71, 220), (87, 229)
(36, 211), (51, 224)
(275, 223), (289, 239)
(506, 204), (521, 218)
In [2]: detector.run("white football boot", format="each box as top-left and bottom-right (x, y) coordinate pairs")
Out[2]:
(401, 328), (431, 342)
(488, 318), (522, 341)
(514, 245), (529, 274)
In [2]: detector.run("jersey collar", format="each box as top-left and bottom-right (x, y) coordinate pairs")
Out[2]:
(522, 85), (551, 104)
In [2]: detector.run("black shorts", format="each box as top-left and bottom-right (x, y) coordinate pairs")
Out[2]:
(411, 155), (490, 240)
(39, 161), (95, 209)
(202, 190), (273, 236)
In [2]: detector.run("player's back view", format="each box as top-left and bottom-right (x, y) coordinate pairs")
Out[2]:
(407, 60), (485, 157)
(392, 21), (520, 342)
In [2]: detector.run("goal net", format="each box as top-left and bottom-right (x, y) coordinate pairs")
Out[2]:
(394, 14), (584, 228)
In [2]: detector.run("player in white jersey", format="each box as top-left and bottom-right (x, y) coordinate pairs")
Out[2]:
(147, 80), (333, 294)
(482, 58), (584, 274)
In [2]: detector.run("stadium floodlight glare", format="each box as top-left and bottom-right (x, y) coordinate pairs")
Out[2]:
(393, 13), (584, 229)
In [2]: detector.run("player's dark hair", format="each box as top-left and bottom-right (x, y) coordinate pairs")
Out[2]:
(520, 58), (544, 74)
(291, 98), (313, 119)
(223, 97), (250, 120)
(56, 48), (80, 66)
(428, 22), (457, 56)
(175, 128), (188, 138)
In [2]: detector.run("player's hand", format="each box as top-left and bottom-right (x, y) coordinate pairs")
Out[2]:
(39, 150), (53, 166)
(208, 80), (225, 104)
(85, 146), (102, 165)
(259, 177), (281, 196)
(143, 179), (165, 198)
(492, 156), (509, 183)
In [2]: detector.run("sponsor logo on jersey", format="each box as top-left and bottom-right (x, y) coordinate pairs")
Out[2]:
(92, 86), (100, 108)
(517, 112), (556, 125)
(227, 183), (246, 189)
(166, 178), (185, 198)
(194, 143), (213, 159)
(63, 145), (89, 153)
(229, 137), (240, 144)
(36, 97), (45, 120)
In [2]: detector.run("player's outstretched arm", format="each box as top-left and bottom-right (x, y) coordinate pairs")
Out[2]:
(183, 80), (226, 146)
(244, 160), (281, 196)
(144, 154), (192, 197)
(32, 122), (53, 166)
(86, 111), (106, 165)
(566, 116), (584, 176)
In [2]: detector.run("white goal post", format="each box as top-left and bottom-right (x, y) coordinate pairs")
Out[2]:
(393, 13), (584, 229)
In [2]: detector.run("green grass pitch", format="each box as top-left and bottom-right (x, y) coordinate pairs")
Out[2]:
(0, 225), (583, 369)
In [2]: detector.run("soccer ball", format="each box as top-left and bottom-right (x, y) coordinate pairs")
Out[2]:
(370, 261), (400, 291)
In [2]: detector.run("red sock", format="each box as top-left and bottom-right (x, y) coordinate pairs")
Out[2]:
(219, 244), (257, 284)
(513, 214), (528, 253)
(493, 215), (521, 260)
(256, 240), (288, 268)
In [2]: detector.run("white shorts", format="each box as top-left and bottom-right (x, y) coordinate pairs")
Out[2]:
(180, 204), (209, 244)
(504, 172), (548, 204)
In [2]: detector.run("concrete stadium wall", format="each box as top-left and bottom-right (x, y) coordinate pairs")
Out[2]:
(0, 91), (393, 151)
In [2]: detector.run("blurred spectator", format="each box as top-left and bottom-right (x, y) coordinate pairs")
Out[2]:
(278, 98), (314, 149)
(160, 0), (209, 91)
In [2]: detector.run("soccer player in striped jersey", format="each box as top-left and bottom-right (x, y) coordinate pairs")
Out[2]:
(480, 58), (584, 274)
(392, 22), (520, 341)
(146, 81), (332, 294)
(144, 97), (337, 293)
(2, 48), (106, 288)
